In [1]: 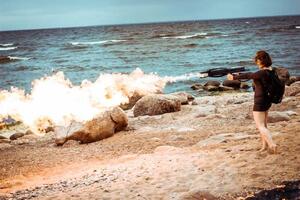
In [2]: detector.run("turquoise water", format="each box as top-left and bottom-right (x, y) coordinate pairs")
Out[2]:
(0, 15), (300, 94)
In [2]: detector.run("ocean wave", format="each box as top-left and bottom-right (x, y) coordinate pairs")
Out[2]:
(0, 43), (14, 47)
(151, 33), (178, 39)
(69, 40), (127, 46)
(0, 46), (17, 51)
(162, 32), (226, 39)
(8, 56), (30, 61)
(162, 33), (207, 39)
(296, 26), (300, 29)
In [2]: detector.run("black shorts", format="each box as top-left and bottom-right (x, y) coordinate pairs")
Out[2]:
(253, 102), (272, 112)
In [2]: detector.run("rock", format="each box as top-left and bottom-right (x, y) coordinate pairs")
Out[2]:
(170, 92), (195, 105)
(0, 135), (7, 140)
(191, 101), (198, 105)
(204, 80), (220, 87)
(0, 138), (10, 143)
(283, 110), (297, 116)
(191, 83), (203, 90)
(25, 130), (34, 135)
(0, 143), (12, 150)
(285, 82), (300, 96)
(133, 94), (181, 117)
(0, 56), (11, 64)
(180, 190), (218, 200)
(168, 135), (185, 141)
(120, 92), (143, 110)
(11, 139), (30, 145)
(275, 67), (290, 84)
(63, 140), (80, 147)
(240, 82), (250, 89)
(222, 80), (241, 89)
(110, 106), (129, 132)
(9, 132), (25, 140)
(203, 85), (220, 91)
(194, 105), (216, 117)
(268, 111), (291, 123)
(286, 76), (300, 86)
(218, 86), (234, 91)
(55, 107), (128, 145)
(45, 127), (54, 133)
(0, 116), (20, 130)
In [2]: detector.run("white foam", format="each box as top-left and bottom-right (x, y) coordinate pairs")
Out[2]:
(162, 33), (207, 39)
(8, 56), (30, 61)
(70, 40), (126, 46)
(164, 72), (205, 82)
(0, 46), (17, 51)
(0, 68), (166, 134)
(0, 43), (14, 47)
(296, 26), (300, 29)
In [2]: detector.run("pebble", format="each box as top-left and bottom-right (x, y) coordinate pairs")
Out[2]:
(9, 132), (25, 140)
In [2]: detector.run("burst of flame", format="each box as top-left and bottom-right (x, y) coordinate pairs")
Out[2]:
(0, 68), (166, 134)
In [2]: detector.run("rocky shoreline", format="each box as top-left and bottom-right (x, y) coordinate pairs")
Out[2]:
(0, 80), (300, 200)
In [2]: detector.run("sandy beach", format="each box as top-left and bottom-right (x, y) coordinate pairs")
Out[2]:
(0, 89), (299, 200)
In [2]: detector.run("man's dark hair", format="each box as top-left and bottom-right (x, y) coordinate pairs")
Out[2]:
(254, 50), (272, 67)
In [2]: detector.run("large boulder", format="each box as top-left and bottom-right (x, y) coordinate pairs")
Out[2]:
(55, 107), (128, 145)
(268, 111), (291, 123)
(284, 82), (300, 96)
(240, 82), (250, 89)
(204, 80), (220, 87)
(110, 106), (129, 131)
(285, 82), (300, 96)
(133, 94), (181, 117)
(203, 85), (220, 91)
(286, 76), (300, 86)
(222, 80), (241, 89)
(275, 67), (290, 84)
(191, 83), (203, 90)
(120, 92), (143, 110)
(170, 92), (195, 105)
(9, 132), (25, 140)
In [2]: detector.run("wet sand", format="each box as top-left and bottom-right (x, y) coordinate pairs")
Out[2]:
(0, 92), (299, 199)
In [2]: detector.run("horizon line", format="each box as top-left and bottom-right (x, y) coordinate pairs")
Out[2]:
(0, 14), (299, 33)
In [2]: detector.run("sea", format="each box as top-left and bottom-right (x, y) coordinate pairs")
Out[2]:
(0, 15), (300, 94)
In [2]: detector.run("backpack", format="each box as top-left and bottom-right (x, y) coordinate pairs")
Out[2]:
(265, 68), (285, 104)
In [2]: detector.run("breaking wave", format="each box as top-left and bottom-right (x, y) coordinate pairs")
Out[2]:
(162, 33), (208, 39)
(8, 56), (30, 61)
(0, 43), (14, 47)
(69, 40), (127, 46)
(0, 46), (17, 51)
(161, 32), (226, 39)
(0, 68), (202, 134)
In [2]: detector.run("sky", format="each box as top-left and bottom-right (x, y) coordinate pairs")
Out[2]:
(0, 0), (300, 31)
